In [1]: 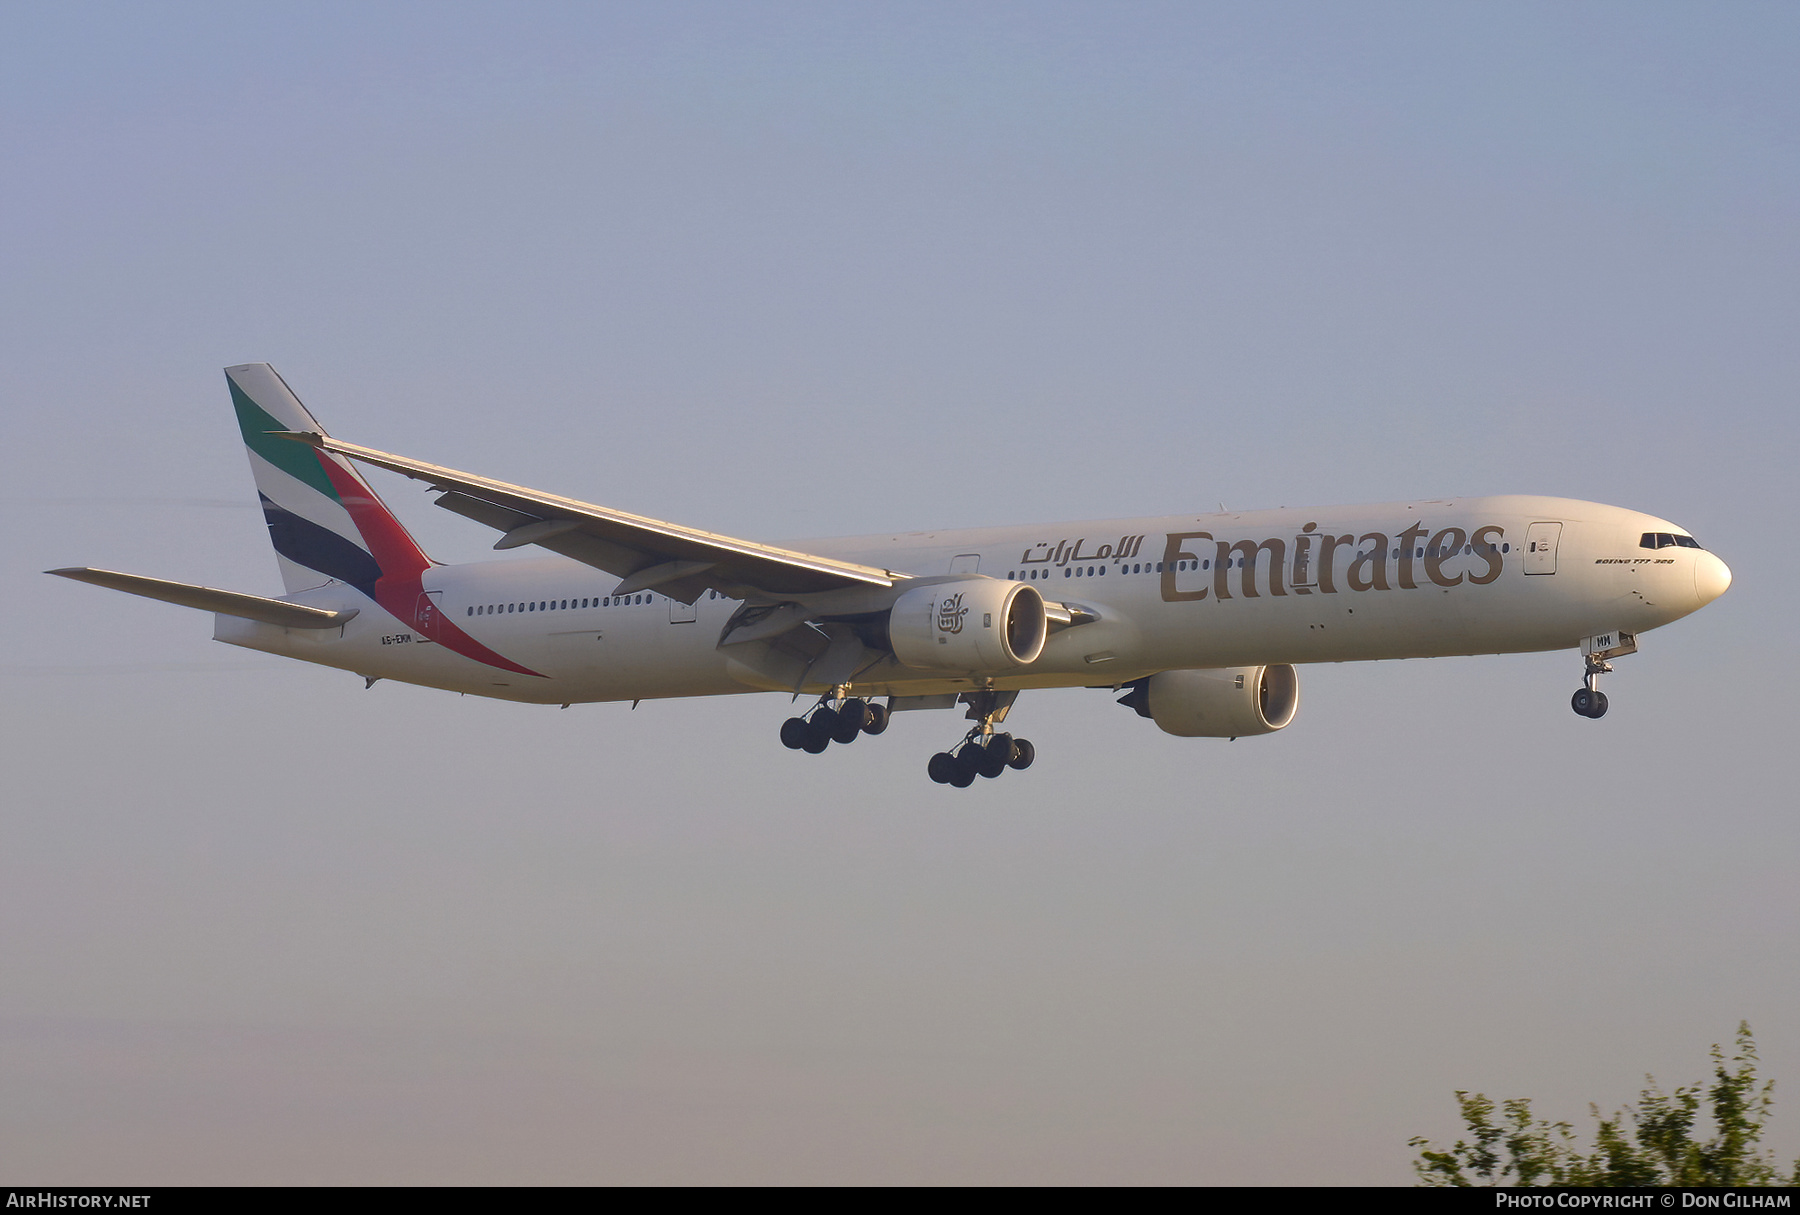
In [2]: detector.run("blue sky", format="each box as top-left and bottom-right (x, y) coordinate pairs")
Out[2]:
(3, 2), (1795, 1183)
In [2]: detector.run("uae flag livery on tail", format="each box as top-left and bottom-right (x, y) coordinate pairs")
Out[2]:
(225, 364), (540, 677)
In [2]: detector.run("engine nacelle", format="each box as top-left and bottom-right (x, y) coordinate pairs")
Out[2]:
(1125, 666), (1300, 737)
(889, 579), (1048, 673)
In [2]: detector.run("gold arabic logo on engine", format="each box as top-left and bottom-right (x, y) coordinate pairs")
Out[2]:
(937, 592), (968, 635)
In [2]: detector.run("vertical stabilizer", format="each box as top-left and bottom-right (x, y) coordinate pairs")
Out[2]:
(226, 364), (432, 596)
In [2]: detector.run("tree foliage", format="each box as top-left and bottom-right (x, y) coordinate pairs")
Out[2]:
(1410, 1024), (1800, 1187)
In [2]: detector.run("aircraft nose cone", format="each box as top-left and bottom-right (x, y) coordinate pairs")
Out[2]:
(1694, 551), (1732, 605)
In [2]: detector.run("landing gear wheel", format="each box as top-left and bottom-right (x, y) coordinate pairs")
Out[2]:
(862, 703), (890, 735)
(1572, 688), (1604, 718)
(779, 717), (809, 750)
(1007, 738), (1035, 770)
(837, 699), (870, 731)
(1588, 690), (1609, 718)
(976, 734), (1013, 778)
(949, 768), (976, 788)
(956, 745), (985, 781)
(831, 712), (864, 745)
(928, 752), (957, 784)
(803, 714), (833, 752)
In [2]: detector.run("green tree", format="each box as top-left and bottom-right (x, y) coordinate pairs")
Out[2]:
(1410, 1023), (1800, 1187)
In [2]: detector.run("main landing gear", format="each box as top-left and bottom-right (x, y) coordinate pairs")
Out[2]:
(779, 696), (890, 753)
(927, 732), (1035, 788)
(779, 687), (1038, 787)
(927, 688), (1035, 788)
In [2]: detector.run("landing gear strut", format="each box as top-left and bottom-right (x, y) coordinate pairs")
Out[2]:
(927, 689), (1035, 788)
(1571, 659), (1610, 719)
(779, 694), (890, 753)
(1570, 630), (1637, 720)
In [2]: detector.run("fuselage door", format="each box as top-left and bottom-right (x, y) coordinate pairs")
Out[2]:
(1291, 533), (1319, 593)
(668, 594), (696, 624)
(1524, 522), (1562, 575)
(414, 590), (440, 632)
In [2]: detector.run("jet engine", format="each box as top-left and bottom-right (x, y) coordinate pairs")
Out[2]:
(888, 579), (1048, 672)
(1118, 665), (1300, 737)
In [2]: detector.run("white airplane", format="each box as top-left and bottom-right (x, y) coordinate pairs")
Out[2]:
(51, 364), (1732, 787)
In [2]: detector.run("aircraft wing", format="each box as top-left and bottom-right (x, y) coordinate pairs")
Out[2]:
(283, 433), (904, 602)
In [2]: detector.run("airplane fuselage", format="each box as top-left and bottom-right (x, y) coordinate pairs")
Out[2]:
(214, 494), (1728, 705)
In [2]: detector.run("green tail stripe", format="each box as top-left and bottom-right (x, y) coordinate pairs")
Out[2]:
(229, 380), (339, 500)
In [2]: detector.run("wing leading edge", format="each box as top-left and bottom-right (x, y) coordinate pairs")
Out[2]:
(279, 432), (906, 603)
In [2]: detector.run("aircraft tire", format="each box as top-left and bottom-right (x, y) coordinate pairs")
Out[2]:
(949, 768), (976, 788)
(1007, 738), (1035, 770)
(1589, 690), (1609, 718)
(862, 703), (890, 735)
(779, 717), (809, 750)
(928, 752), (956, 784)
(1572, 688), (1601, 718)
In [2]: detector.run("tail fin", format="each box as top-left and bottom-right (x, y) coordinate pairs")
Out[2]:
(226, 364), (432, 597)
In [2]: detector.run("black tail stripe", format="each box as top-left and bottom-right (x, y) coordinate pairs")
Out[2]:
(260, 495), (381, 599)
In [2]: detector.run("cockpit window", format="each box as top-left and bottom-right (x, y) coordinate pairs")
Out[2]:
(1640, 532), (1704, 550)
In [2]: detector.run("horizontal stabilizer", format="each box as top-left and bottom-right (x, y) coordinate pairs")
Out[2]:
(46, 568), (359, 630)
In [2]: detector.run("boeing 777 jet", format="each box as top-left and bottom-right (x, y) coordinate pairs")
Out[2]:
(51, 365), (1732, 787)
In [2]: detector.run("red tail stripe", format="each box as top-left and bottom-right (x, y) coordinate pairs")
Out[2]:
(316, 453), (544, 678)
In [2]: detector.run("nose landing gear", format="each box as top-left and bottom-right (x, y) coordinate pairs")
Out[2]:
(1571, 682), (1609, 719)
(1570, 631), (1636, 719)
